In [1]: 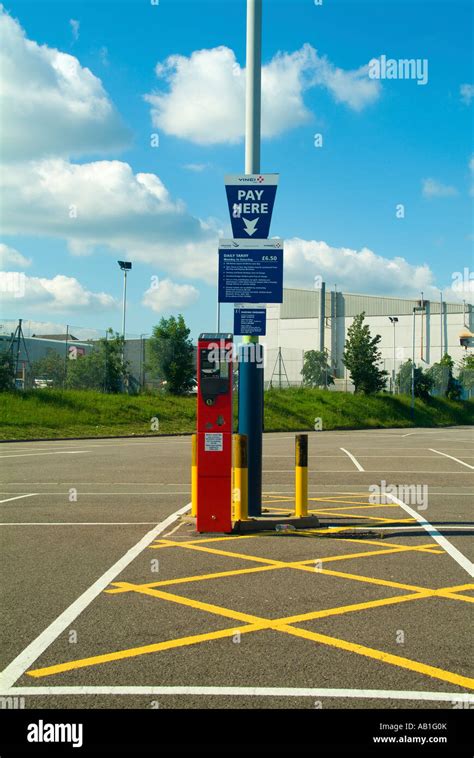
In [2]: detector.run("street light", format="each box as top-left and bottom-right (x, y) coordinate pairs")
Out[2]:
(117, 261), (132, 340)
(139, 333), (149, 390)
(388, 317), (398, 393)
(411, 305), (423, 419)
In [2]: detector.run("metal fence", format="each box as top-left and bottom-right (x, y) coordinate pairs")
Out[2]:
(1, 320), (472, 398)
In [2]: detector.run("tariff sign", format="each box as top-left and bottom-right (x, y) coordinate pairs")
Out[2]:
(218, 239), (283, 304)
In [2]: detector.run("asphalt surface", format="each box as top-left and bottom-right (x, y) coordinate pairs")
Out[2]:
(0, 427), (473, 710)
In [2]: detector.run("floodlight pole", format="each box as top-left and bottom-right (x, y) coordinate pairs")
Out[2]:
(245, 0), (262, 175)
(440, 290), (443, 359)
(411, 308), (416, 419)
(238, 0), (263, 517)
(121, 269), (128, 340)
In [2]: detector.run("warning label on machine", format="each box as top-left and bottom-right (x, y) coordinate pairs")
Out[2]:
(204, 433), (224, 452)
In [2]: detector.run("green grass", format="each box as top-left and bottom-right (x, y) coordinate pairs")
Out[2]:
(265, 388), (474, 431)
(0, 388), (472, 440)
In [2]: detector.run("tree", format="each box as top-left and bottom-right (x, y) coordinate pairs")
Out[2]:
(396, 359), (433, 399)
(342, 312), (388, 394)
(427, 354), (462, 400)
(0, 350), (15, 391)
(66, 330), (129, 392)
(31, 349), (66, 387)
(147, 315), (195, 395)
(301, 349), (334, 388)
(457, 353), (474, 396)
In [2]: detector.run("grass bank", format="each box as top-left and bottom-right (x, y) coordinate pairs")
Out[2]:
(0, 388), (472, 441)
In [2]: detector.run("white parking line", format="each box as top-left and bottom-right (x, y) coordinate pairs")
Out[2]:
(0, 494), (38, 505)
(0, 501), (191, 690)
(0, 492), (191, 496)
(339, 449), (365, 471)
(0, 686), (471, 703)
(0, 522), (160, 526)
(386, 494), (474, 577)
(429, 449), (474, 470)
(348, 525), (474, 532)
(0, 451), (87, 459)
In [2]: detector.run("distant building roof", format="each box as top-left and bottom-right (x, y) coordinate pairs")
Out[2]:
(32, 334), (79, 341)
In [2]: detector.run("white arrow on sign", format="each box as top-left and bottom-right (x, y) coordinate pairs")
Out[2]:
(243, 217), (259, 236)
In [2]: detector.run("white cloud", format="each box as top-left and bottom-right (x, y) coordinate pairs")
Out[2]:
(447, 271), (474, 304)
(309, 56), (379, 111)
(69, 19), (79, 42)
(284, 238), (441, 298)
(0, 242), (31, 268)
(0, 158), (220, 282)
(460, 83), (474, 105)
(0, 271), (117, 311)
(145, 44), (380, 145)
(99, 46), (109, 66)
(183, 163), (210, 172)
(0, 319), (106, 339)
(142, 278), (199, 313)
(422, 178), (458, 198)
(0, 8), (130, 161)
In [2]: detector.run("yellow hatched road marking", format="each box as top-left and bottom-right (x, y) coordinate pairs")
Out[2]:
(25, 492), (472, 687)
(106, 564), (279, 593)
(308, 511), (416, 523)
(27, 581), (474, 688)
(271, 624), (474, 691)
(150, 539), (289, 566)
(308, 503), (399, 511)
(107, 542), (445, 595)
(279, 591), (433, 623)
(26, 624), (263, 678)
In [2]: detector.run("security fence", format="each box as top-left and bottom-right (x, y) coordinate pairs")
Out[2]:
(1, 320), (472, 398)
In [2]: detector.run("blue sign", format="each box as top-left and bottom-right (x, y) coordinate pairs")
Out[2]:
(225, 174), (278, 239)
(234, 308), (267, 336)
(218, 239), (284, 304)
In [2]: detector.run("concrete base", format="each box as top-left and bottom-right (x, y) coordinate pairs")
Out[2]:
(232, 515), (320, 534)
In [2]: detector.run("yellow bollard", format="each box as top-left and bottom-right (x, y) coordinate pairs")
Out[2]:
(233, 434), (248, 522)
(191, 433), (197, 517)
(295, 434), (308, 517)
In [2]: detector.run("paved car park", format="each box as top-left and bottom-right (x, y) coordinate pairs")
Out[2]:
(0, 427), (472, 709)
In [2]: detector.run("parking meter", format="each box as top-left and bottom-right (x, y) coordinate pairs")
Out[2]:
(196, 333), (233, 533)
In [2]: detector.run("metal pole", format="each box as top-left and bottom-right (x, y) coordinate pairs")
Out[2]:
(64, 324), (69, 388)
(420, 291), (424, 361)
(245, 0), (262, 175)
(121, 270), (127, 339)
(439, 290), (442, 358)
(393, 320), (396, 393)
(411, 308), (415, 419)
(238, 0), (263, 517)
(14, 318), (22, 382)
(216, 268), (220, 332)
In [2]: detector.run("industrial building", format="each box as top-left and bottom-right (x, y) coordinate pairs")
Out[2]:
(261, 286), (474, 391)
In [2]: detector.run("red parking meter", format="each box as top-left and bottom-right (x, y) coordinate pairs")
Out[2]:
(196, 333), (233, 533)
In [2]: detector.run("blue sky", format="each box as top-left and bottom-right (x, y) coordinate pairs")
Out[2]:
(0, 0), (472, 340)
